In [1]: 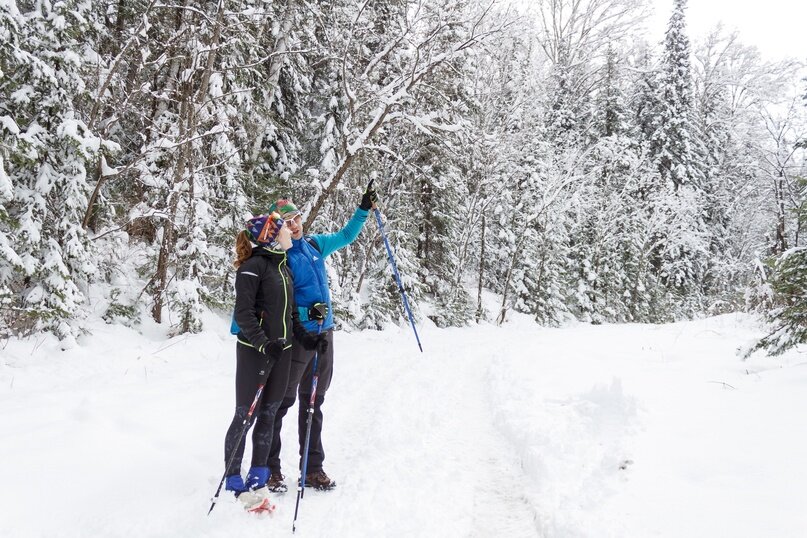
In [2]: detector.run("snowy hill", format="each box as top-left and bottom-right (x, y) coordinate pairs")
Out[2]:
(1, 311), (805, 537)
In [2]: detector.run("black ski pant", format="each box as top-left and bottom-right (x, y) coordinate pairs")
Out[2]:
(224, 343), (291, 476)
(268, 329), (334, 475)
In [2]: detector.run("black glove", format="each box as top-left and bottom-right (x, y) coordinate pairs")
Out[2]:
(297, 331), (328, 355)
(259, 339), (285, 361)
(314, 334), (328, 355)
(308, 302), (328, 321)
(359, 179), (378, 210)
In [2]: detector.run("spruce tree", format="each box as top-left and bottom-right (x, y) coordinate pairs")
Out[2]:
(752, 178), (807, 355)
(0, 1), (103, 339)
(638, 0), (710, 317)
(752, 85), (807, 355)
(655, 0), (702, 190)
(692, 30), (757, 311)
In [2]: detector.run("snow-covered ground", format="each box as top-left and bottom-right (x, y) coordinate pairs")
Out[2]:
(1, 308), (805, 537)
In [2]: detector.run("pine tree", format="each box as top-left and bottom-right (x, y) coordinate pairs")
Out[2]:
(313, 0), (499, 327)
(752, 177), (807, 355)
(0, 2), (25, 330)
(0, 1), (103, 339)
(451, 21), (532, 323)
(123, 1), (285, 332)
(691, 30), (760, 311)
(634, 0), (710, 317)
(655, 0), (702, 190)
(574, 44), (638, 323)
(752, 84), (807, 355)
(753, 252), (807, 356)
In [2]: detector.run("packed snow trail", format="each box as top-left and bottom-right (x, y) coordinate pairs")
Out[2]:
(300, 325), (540, 537)
(1, 310), (806, 537)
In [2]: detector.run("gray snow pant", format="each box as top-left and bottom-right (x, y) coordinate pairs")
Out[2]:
(268, 329), (334, 474)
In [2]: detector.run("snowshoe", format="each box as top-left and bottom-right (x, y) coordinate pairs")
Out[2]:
(267, 472), (288, 493)
(303, 470), (336, 491)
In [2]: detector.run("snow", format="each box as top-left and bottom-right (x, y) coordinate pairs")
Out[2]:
(0, 115), (20, 135)
(1, 309), (806, 537)
(56, 118), (101, 157)
(0, 155), (12, 201)
(100, 154), (118, 177)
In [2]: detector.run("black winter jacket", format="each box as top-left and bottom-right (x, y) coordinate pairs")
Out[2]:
(234, 246), (296, 353)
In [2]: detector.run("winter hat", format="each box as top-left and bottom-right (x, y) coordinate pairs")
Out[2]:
(269, 198), (300, 220)
(245, 212), (284, 246)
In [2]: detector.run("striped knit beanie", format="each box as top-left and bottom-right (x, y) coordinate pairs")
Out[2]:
(245, 212), (284, 246)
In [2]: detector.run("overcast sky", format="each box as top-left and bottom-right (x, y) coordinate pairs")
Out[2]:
(649, 0), (807, 60)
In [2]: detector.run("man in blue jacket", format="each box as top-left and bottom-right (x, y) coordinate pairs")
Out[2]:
(266, 184), (376, 492)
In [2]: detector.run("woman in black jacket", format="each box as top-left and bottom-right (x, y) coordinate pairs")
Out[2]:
(224, 212), (326, 512)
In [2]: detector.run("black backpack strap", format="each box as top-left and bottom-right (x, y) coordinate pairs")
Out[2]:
(304, 235), (321, 253)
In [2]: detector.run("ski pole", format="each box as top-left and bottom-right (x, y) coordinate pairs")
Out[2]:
(373, 207), (423, 352)
(292, 323), (323, 533)
(208, 379), (267, 515)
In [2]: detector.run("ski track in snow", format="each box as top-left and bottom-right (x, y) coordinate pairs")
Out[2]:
(0, 320), (540, 538)
(281, 326), (540, 537)
(1, 312), (806, 537)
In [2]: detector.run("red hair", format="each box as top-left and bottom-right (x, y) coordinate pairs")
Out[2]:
(234, 230), (252, 268)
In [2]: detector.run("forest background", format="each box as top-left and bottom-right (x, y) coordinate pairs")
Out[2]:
(1, 0), (805, 355)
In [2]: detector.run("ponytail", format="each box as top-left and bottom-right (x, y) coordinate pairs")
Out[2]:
(234, 230), (253, 268)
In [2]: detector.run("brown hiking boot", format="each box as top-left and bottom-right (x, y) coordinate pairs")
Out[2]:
(304, 470), (336, 491)
(267, 472), (288, 493)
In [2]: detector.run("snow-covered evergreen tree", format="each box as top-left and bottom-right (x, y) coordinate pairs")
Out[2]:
(751, 83), (807, 355)
(692, 31), (764, 311)
(0, 1), (106, 339)
(573, 44), (637, 322)
(1, 0), (805, 343)
(634, 0), (710, 317)
(655, 0), (702, 190)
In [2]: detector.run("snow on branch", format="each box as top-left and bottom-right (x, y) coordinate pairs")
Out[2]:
(306, 3), (511, 223)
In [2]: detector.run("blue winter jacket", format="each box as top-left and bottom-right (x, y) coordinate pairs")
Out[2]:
(289, 207), (369, 332)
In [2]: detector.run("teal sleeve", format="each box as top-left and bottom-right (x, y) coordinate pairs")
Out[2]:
(311, 207), (370, 258)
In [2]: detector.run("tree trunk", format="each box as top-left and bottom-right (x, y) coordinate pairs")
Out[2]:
(773, 171), (788, 255)
(497, 233), (526, 326)
(476, 214), (485, 322)
(151, 0), (225, 323)
(151, 80), (192, 323)
(306, 105), (391, 224)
